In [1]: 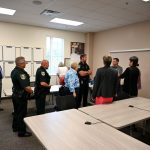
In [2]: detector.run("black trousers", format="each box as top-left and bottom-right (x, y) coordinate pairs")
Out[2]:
(35, 94), (46, 115)
(78, 82), (89, 107)
(12, 94), (27, 134)
(69, 87), (80, 109)
(0, 79), (2, 102)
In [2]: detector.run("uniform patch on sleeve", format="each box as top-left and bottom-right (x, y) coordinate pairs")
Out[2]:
(41, 71), (45, 76)
(20, 74), (26, 80)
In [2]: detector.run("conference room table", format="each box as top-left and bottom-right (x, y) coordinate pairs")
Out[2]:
(114, 97), (150, 107)
(114, 97), (150, 112)
(24, 109), (150, 150)
(4, 85), (62, 112)
(79, 97), (150, 129)
(3, 85), (62, 97)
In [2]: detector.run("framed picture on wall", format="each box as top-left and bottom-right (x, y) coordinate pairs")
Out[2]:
(71, 42), (84, 55)
(64, 58), (71, 67)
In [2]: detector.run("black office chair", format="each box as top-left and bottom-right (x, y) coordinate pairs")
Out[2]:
(56, 95), (76, 111)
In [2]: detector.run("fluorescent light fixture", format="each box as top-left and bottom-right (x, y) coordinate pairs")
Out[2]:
(142, 0), (150, 2)
(0, 7), (16, 15)
(50, 18), (83, 26)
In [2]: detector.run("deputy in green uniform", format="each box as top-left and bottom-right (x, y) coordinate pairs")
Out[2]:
(11, 56), (33, 137)
(78, 54), (92, 107)
(34, 60), (51, 115)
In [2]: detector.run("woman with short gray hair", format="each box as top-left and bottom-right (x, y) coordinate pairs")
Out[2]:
(92, 56), (118, 104)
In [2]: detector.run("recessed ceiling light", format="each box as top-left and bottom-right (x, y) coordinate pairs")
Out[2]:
(50, 18), (84, 26)
(144, 0), (150, 1)
(0, 7), (16, 15)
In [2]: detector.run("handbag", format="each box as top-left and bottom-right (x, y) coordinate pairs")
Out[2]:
(59, 76), (65, 85)
(59, 86), (71, 96)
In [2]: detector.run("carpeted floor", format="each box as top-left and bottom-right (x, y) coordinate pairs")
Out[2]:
(0, 98), (150, 150)
(0, 98), (55, 150)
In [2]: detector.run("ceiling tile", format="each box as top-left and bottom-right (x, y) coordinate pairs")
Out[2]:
(0, 0), (150, 32)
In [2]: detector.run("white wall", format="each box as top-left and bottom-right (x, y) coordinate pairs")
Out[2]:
(0, 22), (85, 97)
(93, 20), (150, 98)
(0, 22), (85, 58)
(93, 20), (150, 73)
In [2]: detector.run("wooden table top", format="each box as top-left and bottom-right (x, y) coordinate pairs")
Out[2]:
(24, 109), (150, 150)
(79, 97), (150, 129)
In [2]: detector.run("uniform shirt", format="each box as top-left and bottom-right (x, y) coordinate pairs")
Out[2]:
(78, 62), (90, 83)
(11, 66), (30, 92)
(34, 66), (51, 94)
(65, 68), (79, 92)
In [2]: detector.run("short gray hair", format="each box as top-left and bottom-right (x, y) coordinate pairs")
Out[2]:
(71, 62), (78, 70)
(15, 56), (25, 65)
(103, 55), (112, 66)
(58, 62), (64, 67)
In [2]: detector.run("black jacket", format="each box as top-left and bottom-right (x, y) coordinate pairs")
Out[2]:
(34, 66), (51, 95)
(92, 66), (118, 99)
(120, 66), (140, 96)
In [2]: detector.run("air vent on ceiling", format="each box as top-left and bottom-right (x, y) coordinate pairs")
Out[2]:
(40, 9), (60, 16)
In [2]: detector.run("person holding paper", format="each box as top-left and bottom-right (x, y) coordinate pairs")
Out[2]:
(34, 60), (51, 115)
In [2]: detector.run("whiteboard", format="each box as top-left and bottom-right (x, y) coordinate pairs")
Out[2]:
(33, 48), (44, 61)
(4, 62), (15, 77)
(33, 62), (41, 76)
(16, 47), (21, 58)
(0, 46), (2, 61)
(110, 49), (150, 98)
(21, 47), (32, 61)
(3, 46), (15, 61)
(24, 62), (32, 77)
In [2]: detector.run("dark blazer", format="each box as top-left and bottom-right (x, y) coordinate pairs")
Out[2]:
(120, 66), (140, 96)
(92, 66), (118, 99)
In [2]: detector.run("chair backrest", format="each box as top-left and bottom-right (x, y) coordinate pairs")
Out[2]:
(56, 95), (76, 111)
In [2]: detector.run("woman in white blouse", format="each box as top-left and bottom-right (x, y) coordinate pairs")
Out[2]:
(57, 62), (68, 85)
